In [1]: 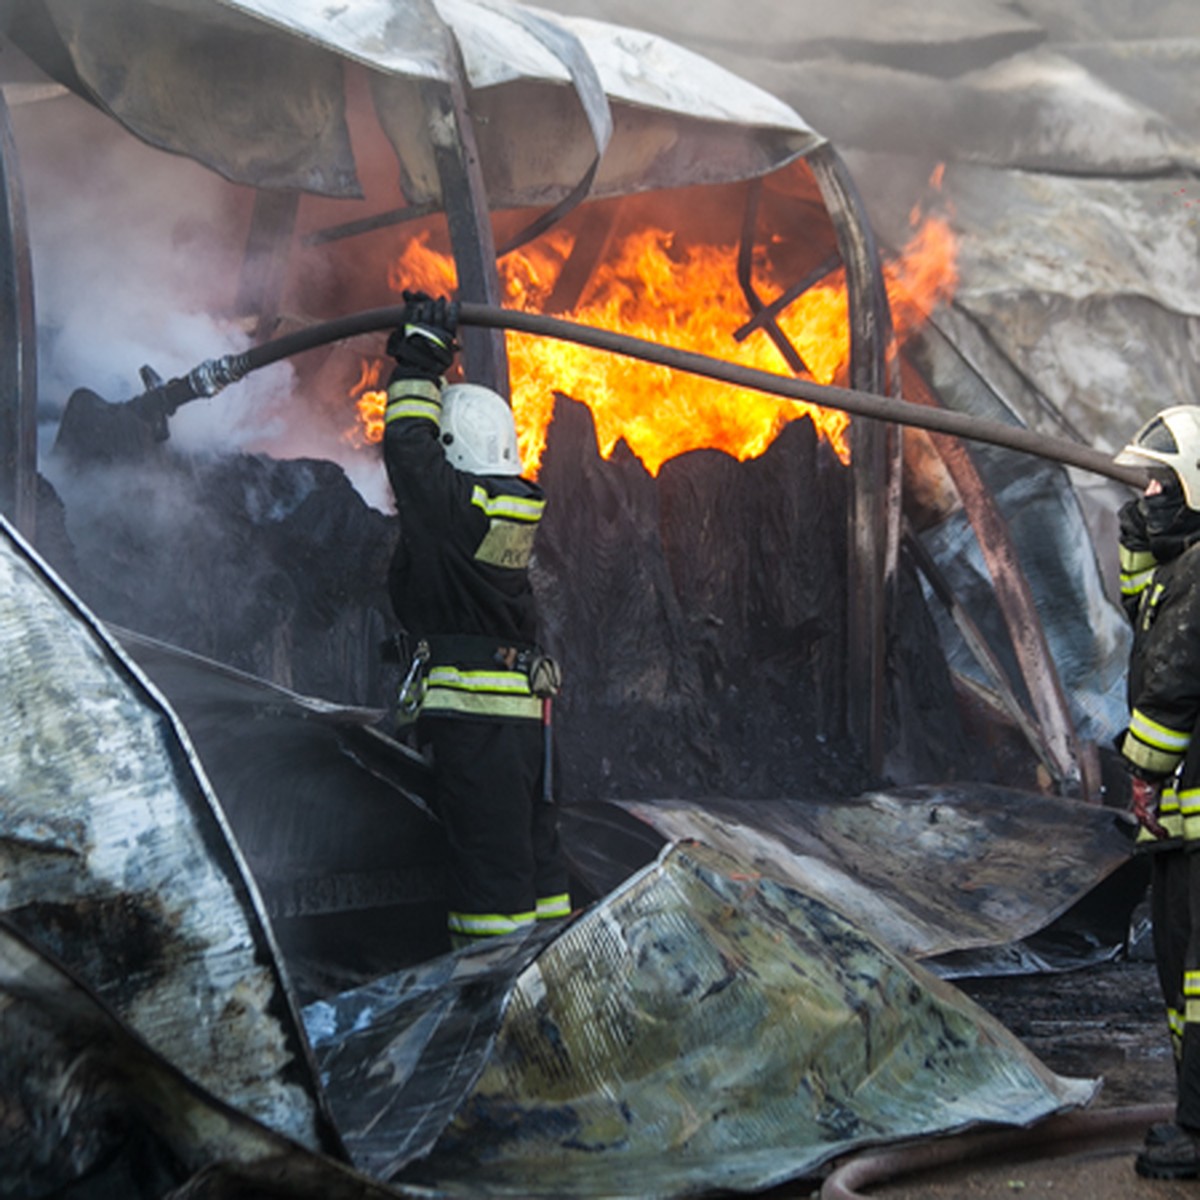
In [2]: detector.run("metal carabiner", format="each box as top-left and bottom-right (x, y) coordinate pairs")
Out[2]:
(397, 638), (430, 716)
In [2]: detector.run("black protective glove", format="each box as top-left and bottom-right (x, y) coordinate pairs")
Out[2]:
(386, 290), (460, 382)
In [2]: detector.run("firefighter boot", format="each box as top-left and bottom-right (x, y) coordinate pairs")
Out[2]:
(1136, 1125), (1200, 1178)
(1144, 1120), (1181, 1147)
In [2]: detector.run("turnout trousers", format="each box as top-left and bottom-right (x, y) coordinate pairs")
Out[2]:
(1151, 845), (1200, 1129)
(419, 715), (570, 941)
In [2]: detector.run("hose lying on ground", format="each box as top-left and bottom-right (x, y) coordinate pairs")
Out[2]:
(820, 1103), (1173, 1199)
(126, 302), (1146, 488)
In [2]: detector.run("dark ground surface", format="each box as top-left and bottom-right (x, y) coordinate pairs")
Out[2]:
(768, 947), (1188, 1198)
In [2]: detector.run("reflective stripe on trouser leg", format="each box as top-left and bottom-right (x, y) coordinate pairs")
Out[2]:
(536, 893), (571, 919)
(448, 909), (536, 938)
(1172, 850), (1200, 1128)
(420, 715), (568, 938)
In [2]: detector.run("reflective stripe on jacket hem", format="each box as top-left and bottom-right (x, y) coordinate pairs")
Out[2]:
(421, 688), (542, 719)
(420, 664), (542, 719)
(1135, 786), (1185, 846)
(1186, 971), (1200, 1025)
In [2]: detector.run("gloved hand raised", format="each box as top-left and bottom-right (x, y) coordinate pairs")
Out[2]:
(386, 290), (460, 381)
(1130, 775), (1169, 839)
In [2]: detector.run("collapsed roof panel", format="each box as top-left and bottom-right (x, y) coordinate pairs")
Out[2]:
(14, 0), (822, 211)
(527, 0), (1045, 71)
(735, 50), (1200, 172)
(1060, 39), (1200, 141)
(310, 841), (1096, 1196)
(564, 789), (1142, 969)
(0, 515), (340, 1156)
(1007, 0), (1200, 43)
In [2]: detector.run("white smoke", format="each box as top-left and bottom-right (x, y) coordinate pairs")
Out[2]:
(13, 82), (391, 510)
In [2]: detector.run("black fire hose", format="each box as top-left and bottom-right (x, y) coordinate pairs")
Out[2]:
(136, 302), (1146, 489)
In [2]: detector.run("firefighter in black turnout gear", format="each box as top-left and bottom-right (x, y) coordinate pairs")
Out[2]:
(383, 292), (570, 945)
(1114, 406), (1200, 1179)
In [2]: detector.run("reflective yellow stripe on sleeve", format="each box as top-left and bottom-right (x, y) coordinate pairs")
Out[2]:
(1123, 709), (1190, 776)
(1120, 568), (1156, 598)
(470, 484), (545, 522)
(1119, 546), (1156, 598)
(385, 378), (442, 426)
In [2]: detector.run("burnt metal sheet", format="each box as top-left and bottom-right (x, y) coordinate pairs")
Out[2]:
(309, 841), (1096, 1197)
(577, 786), (1141, 972)
(42, 0), (361, 197)
(0, 84), (35, 540)
(901, 313), (1133, 751)
(113, 626), (454, 990)
(0, 514), (341, 1155)
(0, 917), (423, 1198)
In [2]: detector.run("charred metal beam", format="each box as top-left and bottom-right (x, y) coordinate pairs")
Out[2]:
(807, 145), (896, 777)
(234, 188), (300, 338)
(733, 252), (841, 343)
(901, 360), (1086, 798)
(903, 521), (1064, 780)
(541, 199), (621, 315)
(735, 178), (808, 376)
(417, 17), (509, 397)
(302, 201), (442, 248)
(0, 86), (36, 540)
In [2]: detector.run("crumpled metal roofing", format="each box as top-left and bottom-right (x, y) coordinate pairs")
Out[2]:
(562, 789), (1144, 975)
(307, 840), (1096, 1196)
(26, 0), (821, 205)
(0, 511), (1113, 1197)
(0, 917), (421, 1198)
(0, 515), (339, 1156)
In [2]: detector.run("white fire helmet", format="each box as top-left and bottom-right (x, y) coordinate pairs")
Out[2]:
(1115, 405), (1200, 511)
(439, 383), (523, 477)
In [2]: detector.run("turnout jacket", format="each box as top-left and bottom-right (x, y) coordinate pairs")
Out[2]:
(1121, 534), (1200, 844)
(383, 376), (546, 721)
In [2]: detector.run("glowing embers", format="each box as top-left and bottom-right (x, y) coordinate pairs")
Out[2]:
(351, 197), (957, 479)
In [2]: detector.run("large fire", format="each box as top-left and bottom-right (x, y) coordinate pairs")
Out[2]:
(351, 184), (957, 478)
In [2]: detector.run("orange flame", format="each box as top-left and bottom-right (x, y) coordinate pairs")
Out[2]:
(353, 179), (957, 478)
(345, 357), (387, 447)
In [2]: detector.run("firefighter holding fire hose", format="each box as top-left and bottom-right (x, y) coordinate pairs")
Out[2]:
(382, 290), (570, 946)
(1114, 406), (1200, 1179)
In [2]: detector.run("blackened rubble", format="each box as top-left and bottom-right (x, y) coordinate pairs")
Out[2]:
(41, 386), (1007, 813)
